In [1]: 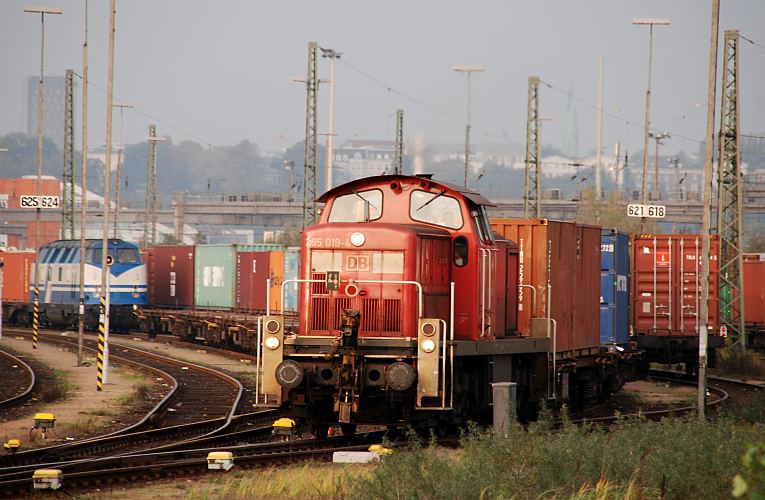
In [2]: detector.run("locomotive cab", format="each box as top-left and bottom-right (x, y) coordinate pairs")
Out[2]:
(256, 175), (519, 429)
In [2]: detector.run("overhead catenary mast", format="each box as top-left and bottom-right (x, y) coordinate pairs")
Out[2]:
(302, 41), (319, 229)
(394, 109), (404, 174)
(716, 30), (746, 352)
(524, 76), (541, 218)
(62, 68), (75, 239)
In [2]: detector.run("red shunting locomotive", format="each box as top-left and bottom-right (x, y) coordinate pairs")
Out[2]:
(255, 174), (622, 433)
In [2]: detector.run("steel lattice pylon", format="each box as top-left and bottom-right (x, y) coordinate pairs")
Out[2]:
(524, 76), (541, 218)
(302, 41), (319, 229)
(145, 124), (156, 247)
(716, 30), (746, 350)
(62, 69), (75, 239)
(394, 109), (404, 174)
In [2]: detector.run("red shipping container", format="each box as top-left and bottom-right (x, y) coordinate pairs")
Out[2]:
(743, 259), (765, 326)
(235, 251), (271, 312)
(631, 234), (720, 336)
(490, 219), (601, 354)
(149, 245), (195, 308)
(0, 250), (36, 303)
(141, 248), (155, 306)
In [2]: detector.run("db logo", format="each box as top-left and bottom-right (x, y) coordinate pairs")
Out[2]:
(345, 255), (370, 272)
(720, 325), (728, 338)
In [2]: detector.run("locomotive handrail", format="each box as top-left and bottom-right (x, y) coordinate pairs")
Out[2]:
(279, 279), (327, 316)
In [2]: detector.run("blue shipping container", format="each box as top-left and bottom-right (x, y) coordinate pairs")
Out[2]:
(283, 247), (300, 312)
(600, 228), (630, 347)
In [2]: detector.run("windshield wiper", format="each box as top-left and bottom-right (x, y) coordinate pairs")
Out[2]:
(416, 189), (446, 211)
(350, 188), (378, 216)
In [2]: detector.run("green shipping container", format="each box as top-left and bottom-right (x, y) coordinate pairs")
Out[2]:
(194, 244), (281, 309)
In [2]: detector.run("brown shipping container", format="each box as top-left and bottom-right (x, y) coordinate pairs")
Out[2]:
(631, 234), (720, 336)
(743, 259), (765, 326)
(140, 248), (155, 306)
(0, 251), (35, 303)
(235, 251), (270, 312)
(490, 219), (601, 353)
(150, 245), (195, 308)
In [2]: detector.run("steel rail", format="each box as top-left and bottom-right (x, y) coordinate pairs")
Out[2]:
(0, 349), (36, 409)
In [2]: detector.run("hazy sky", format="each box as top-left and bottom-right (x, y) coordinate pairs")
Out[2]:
(2, 0), (764, 160)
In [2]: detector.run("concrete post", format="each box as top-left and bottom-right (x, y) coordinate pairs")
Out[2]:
(491, 382), (517, 435)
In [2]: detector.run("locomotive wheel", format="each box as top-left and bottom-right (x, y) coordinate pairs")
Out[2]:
(340, 424), (356, 436)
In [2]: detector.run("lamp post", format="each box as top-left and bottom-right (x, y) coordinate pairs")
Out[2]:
(650, 131), (670, 200)
(320, 47), (341, 192)
(112, 101), (133, 238)
(453, 65), (485, 188)
(24, 5), (62, 350)
(76, 0), (90, 367)
(633, 18), (670, 231)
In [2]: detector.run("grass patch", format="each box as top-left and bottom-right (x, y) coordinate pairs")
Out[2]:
(83, 408), (116, 417)
(40, 369), (73, 403)
(185, 464), (358, 499)
(58, 416), (100, 436)
(116, 382), (151, 406)
(713, 347), (765, 378)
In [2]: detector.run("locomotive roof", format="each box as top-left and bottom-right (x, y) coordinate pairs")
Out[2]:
(316, 174), (495, 207)
(41, 239), (137, 249)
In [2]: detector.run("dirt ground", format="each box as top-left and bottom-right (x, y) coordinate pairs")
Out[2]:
(110, 336), (258, 374)
(0, 335), (149, 447)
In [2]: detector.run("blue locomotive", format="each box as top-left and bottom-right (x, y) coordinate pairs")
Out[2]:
(32, 239), (147, 331)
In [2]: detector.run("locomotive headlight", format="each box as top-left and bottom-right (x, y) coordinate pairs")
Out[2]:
(421, 322), (436, 337)
(265, 319), (280, 334)
(265, 336), (281, 350)
(350, 232), (365, 247)
(421, 339), (436, 353)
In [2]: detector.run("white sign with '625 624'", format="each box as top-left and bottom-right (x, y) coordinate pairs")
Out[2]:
(627, 204), (666, 218)
(19, 195), (60, 209)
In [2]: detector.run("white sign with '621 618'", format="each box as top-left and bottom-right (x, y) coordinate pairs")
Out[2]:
(20, 195), (60, 209)
(627, 204), (666, 218)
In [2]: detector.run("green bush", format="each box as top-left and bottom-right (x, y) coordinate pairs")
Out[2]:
(351, 414), (761, 499)
(733, 443), (765, 499)
(713, 348), (765, 378)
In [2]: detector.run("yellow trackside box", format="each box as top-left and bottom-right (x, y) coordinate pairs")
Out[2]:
(272, 418), (296, 436)
(33, 413), (56, 429)
(33, 469), (63, 490)
(207, 451), (234, 471)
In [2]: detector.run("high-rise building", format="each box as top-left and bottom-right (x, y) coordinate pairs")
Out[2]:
(24, 75), (70, 150)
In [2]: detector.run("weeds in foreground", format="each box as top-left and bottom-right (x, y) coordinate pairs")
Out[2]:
(350, 413), (762, 499)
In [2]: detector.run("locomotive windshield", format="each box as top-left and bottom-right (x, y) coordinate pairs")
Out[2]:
(328, 189), (382, 222)
(410, 190), (463, 229)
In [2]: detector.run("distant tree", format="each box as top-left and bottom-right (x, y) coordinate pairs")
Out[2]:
(162, 233), (180, 245)
(576, 188), (657, 233)
(746, 226), (765, 253)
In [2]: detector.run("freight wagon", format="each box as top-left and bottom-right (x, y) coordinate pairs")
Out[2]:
(631, 234), (725, 373)
(743, 254), (765, 349)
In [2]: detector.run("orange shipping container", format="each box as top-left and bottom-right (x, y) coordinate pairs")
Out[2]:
(0, 250), (36, 303)
(631, 234), (720, 336)
(269, 251), (285, 313)
(490, 219), (601, 354)
(743, 258), (765, 326)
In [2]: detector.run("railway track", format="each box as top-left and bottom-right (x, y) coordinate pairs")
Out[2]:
(0, 348), (35, 409)
(0, 328), (244, 466)
(0, 429), (395, 497)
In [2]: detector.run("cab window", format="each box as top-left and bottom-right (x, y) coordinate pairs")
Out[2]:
(472, 206), (494, 243)
(328, 189), (382, 222)
(410, 190), (463, 230)
(454, 236), (469, 267)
